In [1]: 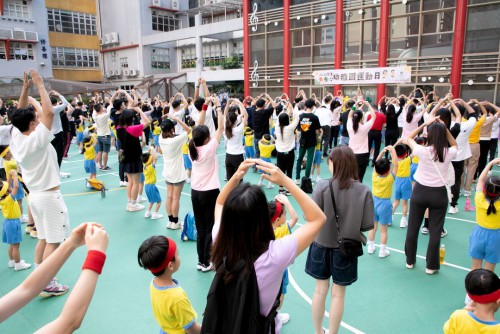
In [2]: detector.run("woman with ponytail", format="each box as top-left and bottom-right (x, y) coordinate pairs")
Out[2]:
(347, 100), (376, 182)
(223, 98), (248, 180)
(401, 102), (424, 139)
(275, 101), (299, 195)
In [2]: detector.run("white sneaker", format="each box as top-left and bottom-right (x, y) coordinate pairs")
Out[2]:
(464, 190), (471, 197)
(14, 260), (31, 271)
(128, 203), (145, 212)
(170, 222), (181, 230)
(201, 263), (213, 272)
(294, 179), (300, 185)
(257, 181), (264, 187)
(400, 216), (408, 228)
(448, 206), (458, 214)
(166, 221), (173, 229)
(119, 181), (126, 187)
(20, 214), (29, 223)
(277, 312), (290, 325)
(151, 212), (163, 220)
(367, 242), (375, 254)
(266, 183), (275, 189)
(8, 260), (14, 268)
(316, 176), (322, 182)
(60, 172), (71, 179)
(136, 195), (147, 203)
(378, 248), (390, 258)
(186, 178), (191, 184)
(144, 211), (152, 218)
(421, 226), (429, 235)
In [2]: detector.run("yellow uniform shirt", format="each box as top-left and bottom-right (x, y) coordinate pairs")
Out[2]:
(259, 141), (275, 159)
(182, 132), (192, 155)
(143, 163), (157, 185)
(1, 194), (21, 219)
(83, 144), (95, 161)
(475, 192), (500, 229)
(244, 133), (254, 147)
(77, 124), (84, 133)
(372, 171), (395, 199)
(153, 126), (161, 136)
(411, 155), (419, 164)
(150, 279), (197, 334)
(396, 157), (411, 178)
(3, 159), (18, 176)
(274, 223), (291, 239)
(469, 115), (486, 144)
(443, 309), (500, 334)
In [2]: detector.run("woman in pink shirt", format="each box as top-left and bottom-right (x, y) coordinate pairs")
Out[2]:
(401, 103), (424, 139)
(189, 98), (224, 272)
(347, 100), (376, 182)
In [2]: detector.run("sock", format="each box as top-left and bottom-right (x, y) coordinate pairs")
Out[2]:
(380, 244), (386, 250)
(131, 200), (137, 205)
(424, 218), (429, 228)
(172, 217), (179, 224)
(168, 215), (173, 222)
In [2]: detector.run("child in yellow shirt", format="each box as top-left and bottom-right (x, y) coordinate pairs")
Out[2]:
(258, 134), (275, 188)
(392, 144), (412, 228)
(244, 127), (255, 159)
(0, 146), (27, 222)
(141, 149), (163, 220)
(82, 137), (97, 181)
(153, 120), (161, 153)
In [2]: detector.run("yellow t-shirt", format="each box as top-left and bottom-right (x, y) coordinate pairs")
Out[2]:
(469, 115), (486, 144)
(274, 223), (291, 239)
(83, 144), (95, 160)
(245, 133), (254, 147)
(150, 279), (197, 334)
(259, 141), (275, 159)
(315, 135), (321, 150)
(182, 132), (192, 155)
(153, 126), (161, 136)
(143, 163), (157, 185)
(443, 309), (500, 334)
(77, 124), (84, 133)
(411, 155), (419, 164)
(372, 171), (395, 199)
(3, 159), (18, 176)
(475, 192), (500, 229)
(1, 194), (21, 219)
(396, 157), (411, 178)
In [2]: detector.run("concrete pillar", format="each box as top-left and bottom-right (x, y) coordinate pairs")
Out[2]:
(195, 13), (203, 77)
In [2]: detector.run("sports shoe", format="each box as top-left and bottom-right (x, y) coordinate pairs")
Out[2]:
(151, 212), (163, 220)
(30, 228), (38, 238)
(421, 226), (429, 235)
(166, 221), (173, 229)
(20, 214), (29, 223)
(257, 181), (264, 187)
(170, 222), (181, 230)
(378, 248), (390, 258)
(278, 188), (286, 195)
(60, 172), (71, 179)
(144, 211), (152, 218)
(136, 195), (147, 203)
(200, 263), (213, 272)
(119, 181), (126, 187)
(316, 176), (322, 183)
(197, 262), (203, 271)
(25, 224), (34, 234)
(277, 312), (290, 325)
(285, 190), (291, 196)
(128, 203), (145, 212)
(367, 242), (375, 255)
(8, 260), (14, 268)
(266, 183), (275, 189)
(400, 216), (408, 228)
(186, 178), (191, 184)
(101, 166), (112, 171)
(406, 263), (414, 269)
(294, 179), (300, 185)
(441, 229), (448, 238)
(425, 268), (438, 275)
(464, 190), (471, 197)
(448, 206), (458, 214)
(39, 279), (69, 298)
(14, 260), (31, 271)
(63, 155), (70, 159)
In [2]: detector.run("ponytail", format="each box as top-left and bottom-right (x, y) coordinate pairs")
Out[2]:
(485, 176), (500, 215)
(352, 110), (362, 133)
(225, 111), (238, 140)
(278, 112), (290, 139)
(188, 139), (198, 161)
(189, 125), (210, 161)
(406, 105), (416, 123)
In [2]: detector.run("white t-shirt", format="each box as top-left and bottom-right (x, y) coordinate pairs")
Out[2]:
(159, 132), (188, 183)
(224, 120), (245, 155)
(275, 111), (300, 152)
(10, 124), (60, 192)
(315, 105), (332, 127)
(92, 110), (111, 136)
(51, 96), (69, 134)
(172, 108), (185, 135)
(491, 118), (500, 139)
(190, 105), (216, 138)
(453, 117), (477, 162)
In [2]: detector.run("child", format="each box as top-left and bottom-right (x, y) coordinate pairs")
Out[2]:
(410, 137), (426, 187)
(82, 137), (97, 182)
(1, 171), (31, 271)
(152, 120), (161, 153)
(137, 173), (146, 203)
(76, 116), (85, 151)
(444, 269), (500, 333)
(244, 127), (255, 159)
(258, 134), (275, 188)
(182, 118), (195, 184)
(138, 236), (201, 334)
(268, 194), (299, 326)
(312, 133), (322, 183)
(141, 150), (163, 220)
(392, 144), (412, 228)
(367, 146), (398, 258)
(0, 145), (28, 222)
(110, 120), (116, 150)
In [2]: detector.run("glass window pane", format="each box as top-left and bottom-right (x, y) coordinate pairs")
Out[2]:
(250, 34), (266, 66)
(267, 33), (283, 66)
(465, 4), (500, 53)
(420, 33), (453, 57)
(344, 22), (360, 60)
(291, 46), (311, 64)
(313, 45), (334, 63)
(423, 0), (456, 11)
(362, 20), (379, 60)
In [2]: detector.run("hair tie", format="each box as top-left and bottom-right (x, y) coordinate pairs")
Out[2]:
(149, 237), (177, 275)
(468, 289), (500, 304)
(271, 201), (283, 223)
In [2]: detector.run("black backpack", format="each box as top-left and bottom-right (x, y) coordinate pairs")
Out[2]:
(301, 176), (313, 194)
(201, 258), (281, 334)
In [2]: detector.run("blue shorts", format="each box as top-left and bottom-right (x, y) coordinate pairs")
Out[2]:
(84, 160), (97, 174)
(94, 144), (99, 154)
(76, 132), (84, 143)
(374, 197), (392, 225)
(154, 135), (160, 147)
(395, 177), (412, 200)
(11, 180), (24, 201)
(281, 269), (289, 295)
(469, 225), (500, 263)
(260, 157), (271, 174)
(144, 184), (162, 204)
(245, 146), (255, 159)
(313, 150), (322, 165)
(3, 218), (22, 244)
(140, 173), (145, 183)
(183, 154), (192, 170)
(410, 163), (418, 182)
(305, 242), (358, 286)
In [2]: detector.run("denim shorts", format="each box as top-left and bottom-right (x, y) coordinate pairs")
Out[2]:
(97, 135), (111, 153)
(84, 160), (97, 174)
(469, 225), (500, 263)
(305, 242), (358, 286)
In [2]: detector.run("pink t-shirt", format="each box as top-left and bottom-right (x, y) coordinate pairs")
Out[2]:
(347, 116), (375, 154)
(413, 144), (457, 187)
(190, 137), (220, 191)
(116, 124), (143, 137)
(401, 109), (424, 138)
(212, 221), (298, 334)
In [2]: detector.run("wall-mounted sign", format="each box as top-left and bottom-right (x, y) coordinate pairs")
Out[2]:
(313, 66), (412, 85)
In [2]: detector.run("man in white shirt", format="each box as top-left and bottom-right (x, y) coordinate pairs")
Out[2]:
(315, 94), (333, 157)
(10, 70), (70, 297)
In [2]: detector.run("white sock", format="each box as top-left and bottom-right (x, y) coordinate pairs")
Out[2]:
(380, 244), (386, 251)
(131, 200), (137, 205)
(368, 240), (374, 246)
(34, 263), (40, 269)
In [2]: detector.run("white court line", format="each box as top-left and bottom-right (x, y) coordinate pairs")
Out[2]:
(62, 152), (118, 164)
(60, 172), (116, 184)
(393, 212), (475, 224)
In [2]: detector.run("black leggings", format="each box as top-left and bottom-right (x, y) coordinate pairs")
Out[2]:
(192, 188), (220, 266)
(50, 131), (65, 167)
(277, 149), (295, 179)
(384, 128), (399, 158)
(329, 125), (340, 149)
(355, 153), (370, 183)
(405, 182), (448, 270)
(225, 153), (244, 180)
(476, 140), (491, 179)
(450, 160), (464, 207)
(490, 138), (498, 162)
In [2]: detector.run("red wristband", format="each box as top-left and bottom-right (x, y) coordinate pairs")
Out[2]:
(202, 104), (208, 111)
(82, 250), (106, 275)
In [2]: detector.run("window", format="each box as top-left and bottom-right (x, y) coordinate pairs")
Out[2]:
(152, 48), (170, 69)
(51, 48), (99, 67)
(3, 0), (29, 19)
(47, 8), (97, 35)
(152, 10), (180, 32)
(120, 57), (128, 69)
(0, 42), (6, 59)
(6, 42), (34, 60)
(181, 47), (196, 69)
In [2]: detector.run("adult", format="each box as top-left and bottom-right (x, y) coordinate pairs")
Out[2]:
(489, 105), (500, 162)
(476, 102), (500, 178)
(401, 101), (424, 139)
(251, 93), (276, 161)
(315, 94), (333, 157)
(307, 146), (374, 334)
(116, 107), (151, 212)
(275, 102), (299, 194)
(347, 101), (376, 182)
(404, 115), (457, 274)
(384, 99), (403, 158)
(367, 104), (386, 167)
(49, 90), (69, 167)
(92, 103), (112, 170)
(191, 78), (216, 137)
(329, 99), (342, 149)
(223, 98), (248, 180)
(188, 100), (224, 272)
(295, 98), (322, 183)
(209, 159), (326, 333)
(10, 70), (71, 296)
(159, 113), (191, 229)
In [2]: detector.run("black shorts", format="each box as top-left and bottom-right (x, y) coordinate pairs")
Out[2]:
(123, 160), (143, 174)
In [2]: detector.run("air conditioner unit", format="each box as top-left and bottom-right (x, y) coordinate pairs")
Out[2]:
(205, 0), (214, 5)
(151, 0), (161, 6)
(114, 70), (121, 76)
(103, 34), (111, 45)
(13, 28), (26, 40)
(129, 69), (137, 77)
(123, 69), (129, 77)
(171, 0), (179, 10)
(106, 72), (114, 78)
(110, 32), (119, 44)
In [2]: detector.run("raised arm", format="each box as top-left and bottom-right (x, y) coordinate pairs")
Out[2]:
(476, 158), (500, 191)
(449, 100), (462, 124)
(215, 105), (224, 143)
(235, 99), (248, 127)
(406, 115), (440, 150)
(30, 70), (54, 130)
(202, 78), (210, 98)
(135, 107), (151, 129)
(18, 71), (31, 109)
(168, 113), (191, 134)
(276, 194), (298, 230)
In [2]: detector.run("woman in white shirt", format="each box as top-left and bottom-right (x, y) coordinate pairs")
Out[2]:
(223, 99), (248, 180)
(275, 102), (299, 195)
(401, 102), (424, 139)
(347, 100), (376, 182)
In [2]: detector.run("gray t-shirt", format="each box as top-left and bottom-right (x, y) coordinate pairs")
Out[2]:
(312, 179), (374, 248)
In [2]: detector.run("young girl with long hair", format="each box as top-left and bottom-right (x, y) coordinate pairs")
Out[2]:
(223, 98), (248, 180)
(275, 102), (299, 195)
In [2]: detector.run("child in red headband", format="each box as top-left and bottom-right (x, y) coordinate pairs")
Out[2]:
(444, 269), (500, 333)
(138, 236), (201, 334)
(268, 194), (298, 326)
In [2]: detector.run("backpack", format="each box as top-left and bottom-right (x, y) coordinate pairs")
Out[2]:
(201, 258), (281, 334)
(300, 176), (313, 194)
(86, 179), (107, 198)
(181, 211), (197, 241)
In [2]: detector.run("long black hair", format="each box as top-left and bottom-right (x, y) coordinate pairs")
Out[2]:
(484, 176), (500, 215)
(351, 110), (363, 133)
(118, 109), (136, 127)
(406, 104), (417, 123)
(225, 109), (239, 140)
(436, 108), (452, 129)
(426, 122), (449, 162)
(386, 104), (396, 123)
(188, 125), (210, 161)
(278, 112), (290, 138)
